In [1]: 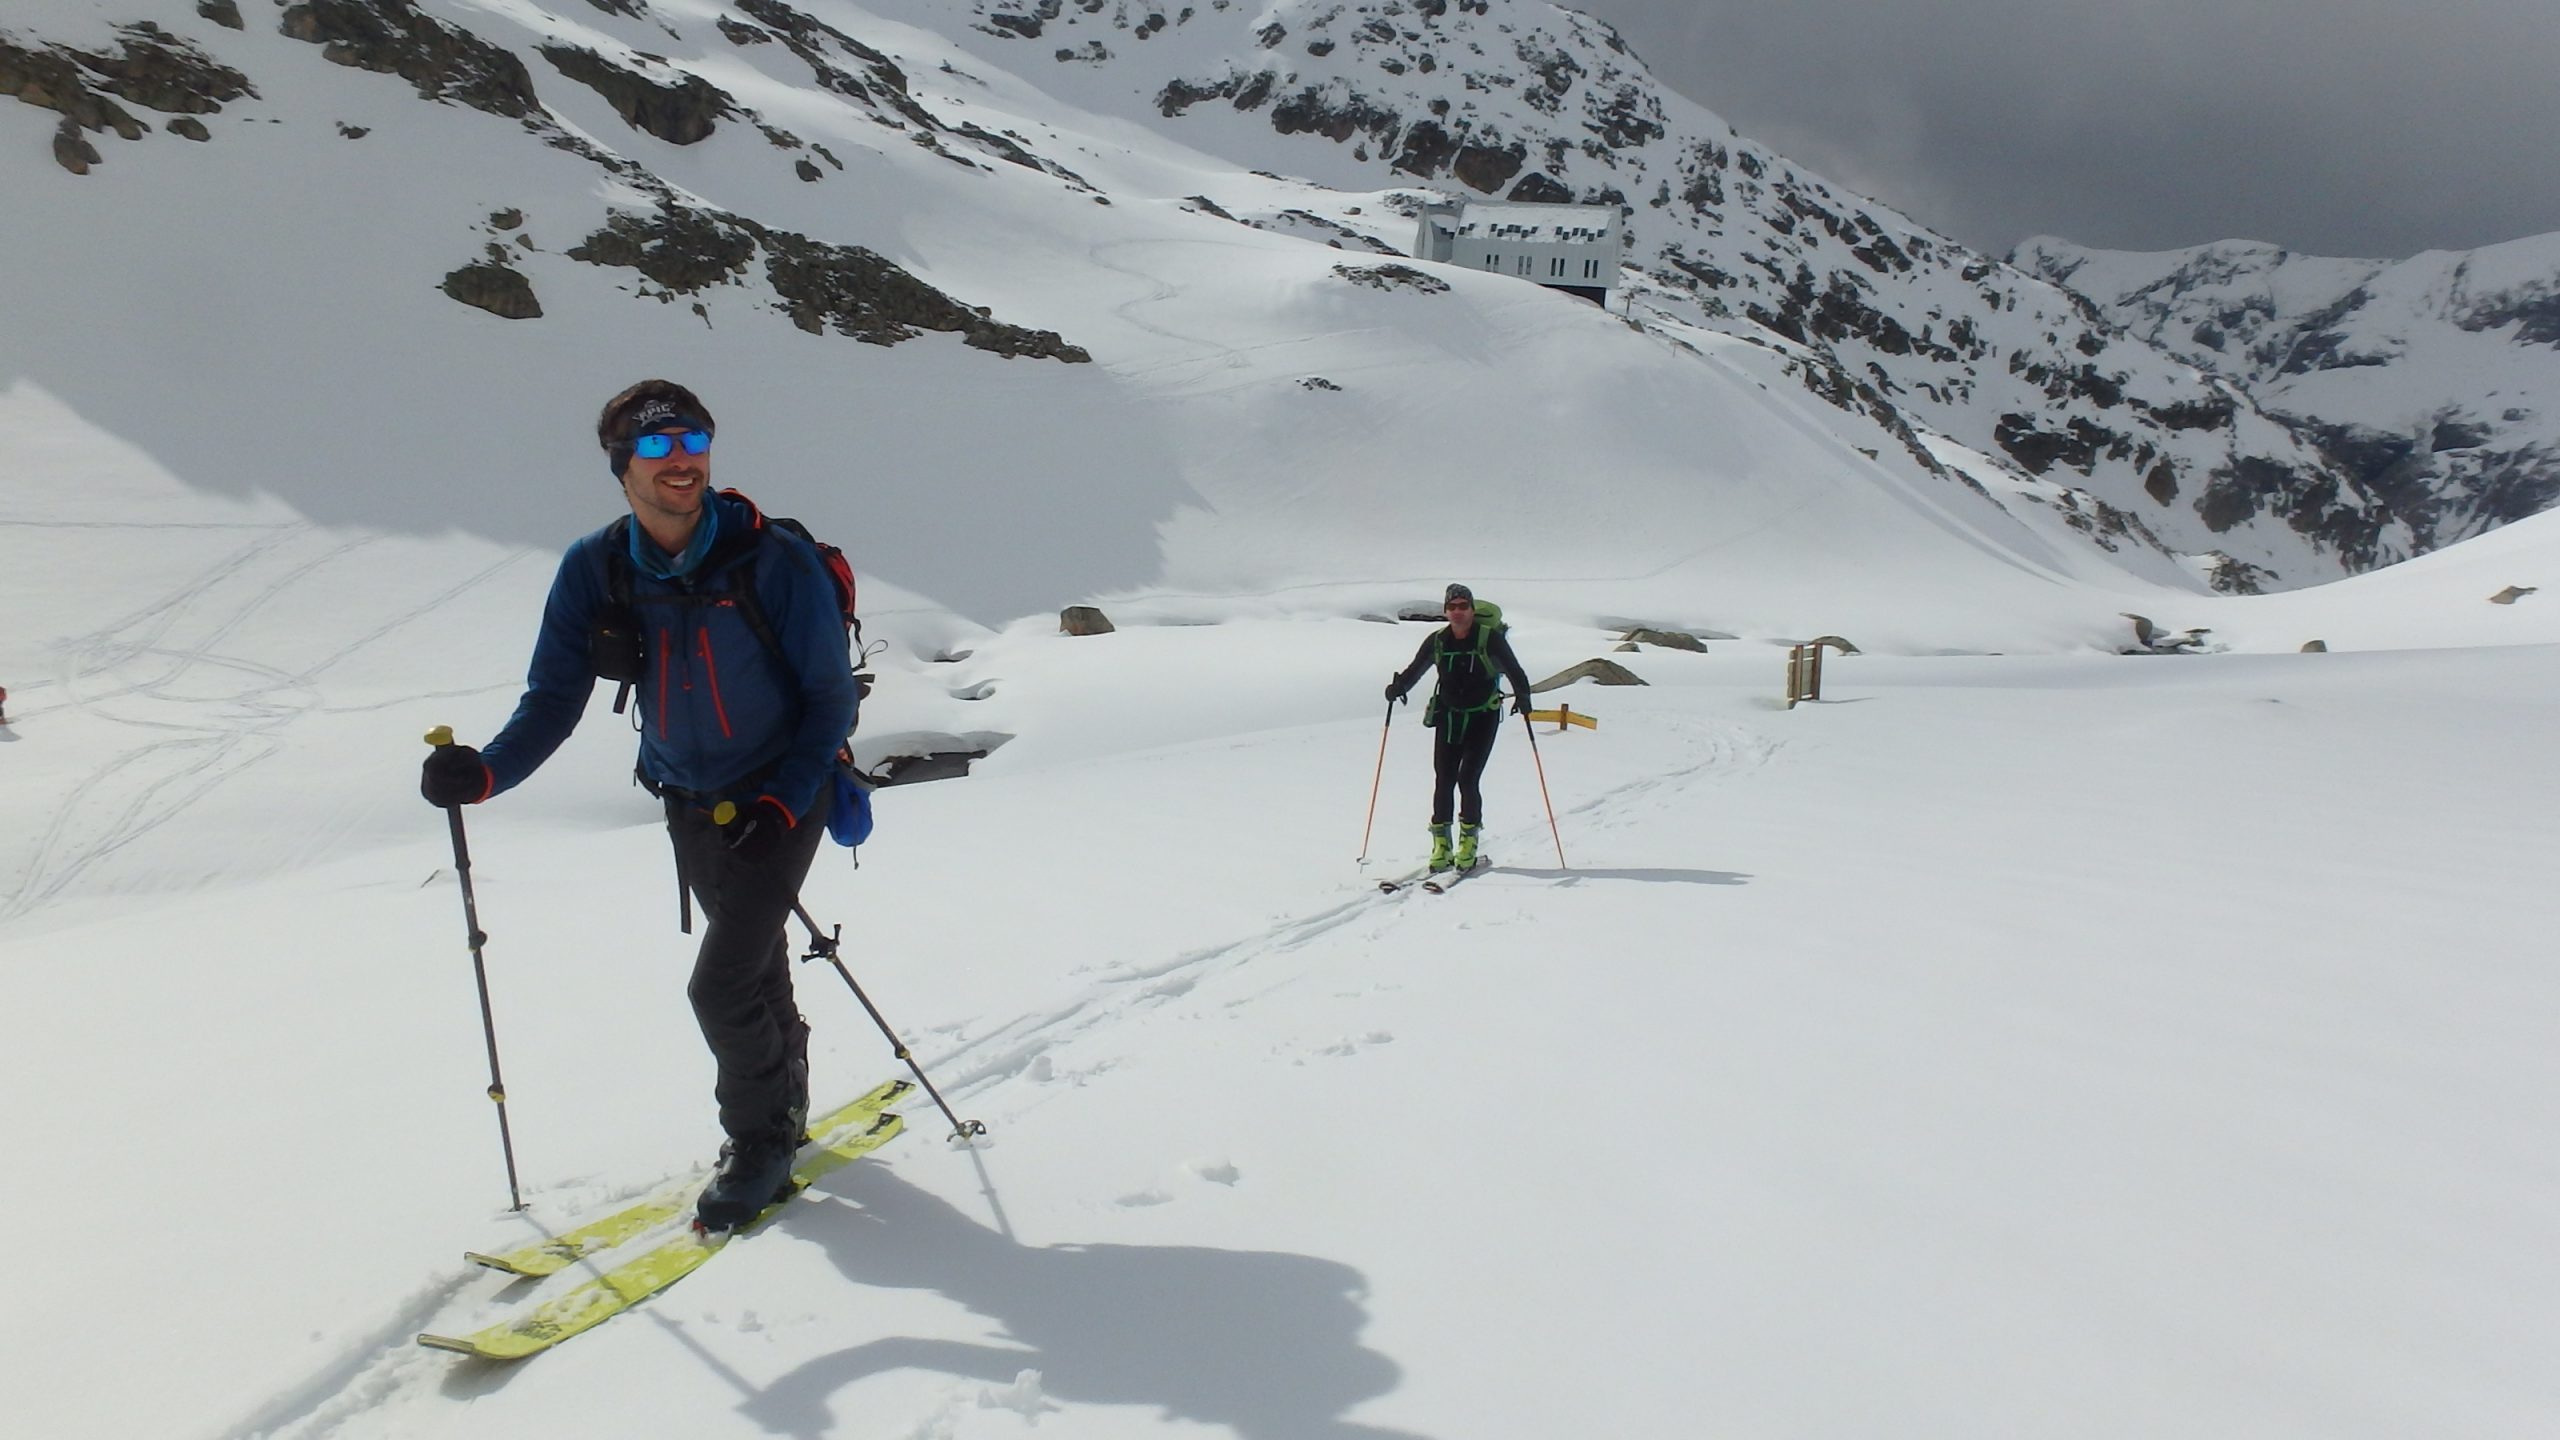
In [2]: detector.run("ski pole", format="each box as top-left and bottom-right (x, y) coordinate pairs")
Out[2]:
(788, 897), (987, 1145)
(424, 726), (526, 1212)
(1356, 695), (1398, 861)
(1517, 706), (1567, 870)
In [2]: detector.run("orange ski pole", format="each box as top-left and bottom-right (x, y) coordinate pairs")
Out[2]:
(1519, 707), (1566, 869)
(1356, 696), (1398, 861)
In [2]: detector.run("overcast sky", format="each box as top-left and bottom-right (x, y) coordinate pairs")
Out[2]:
(1564, 0), (2560, 261)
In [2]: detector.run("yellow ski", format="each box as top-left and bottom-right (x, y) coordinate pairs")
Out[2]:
(421, 1110), (904, 1360)
(460, 1078), (911, 1278)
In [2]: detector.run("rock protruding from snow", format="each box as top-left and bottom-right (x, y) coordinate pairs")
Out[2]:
(1060, 605), (1116, 636)
(1533, 658), (1646, 690)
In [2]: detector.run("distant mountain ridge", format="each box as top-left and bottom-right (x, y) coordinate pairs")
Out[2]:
(2016, 233), (2560, 551)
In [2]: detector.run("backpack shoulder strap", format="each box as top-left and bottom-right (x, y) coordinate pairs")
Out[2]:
(713, 495), (791, 668)
(597, 516), (637, 611)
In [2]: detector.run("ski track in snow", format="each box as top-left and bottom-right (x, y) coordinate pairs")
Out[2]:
(2, 525), (530, 920)
(930, 711), (1767, 1100)
(220, 710), (1768, 1439)
(225, 1273), (484, 1440)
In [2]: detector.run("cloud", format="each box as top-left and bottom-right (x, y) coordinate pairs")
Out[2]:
(1565, 0), (2560, 258)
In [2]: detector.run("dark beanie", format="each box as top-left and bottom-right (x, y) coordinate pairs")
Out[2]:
(598, 380), (715, 479)
(1445, 582), (1474, 604)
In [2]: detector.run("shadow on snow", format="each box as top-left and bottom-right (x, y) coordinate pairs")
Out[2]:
(738, 1165), (1437, 1439)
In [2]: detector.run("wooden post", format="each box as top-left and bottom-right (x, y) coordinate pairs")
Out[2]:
(1785, 644), (1824, 707)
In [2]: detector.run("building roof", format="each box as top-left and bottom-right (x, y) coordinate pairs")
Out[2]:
(1443, 202), (1621, 246)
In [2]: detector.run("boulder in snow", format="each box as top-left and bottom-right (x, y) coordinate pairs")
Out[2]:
(1532, 658), (1646, 691)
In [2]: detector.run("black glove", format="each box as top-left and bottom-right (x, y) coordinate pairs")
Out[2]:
(720, 795), (796, 863)
(1510, 693), (1531, 715)
(1385, 677), (1408, 702)
(420, 744), (492, 806)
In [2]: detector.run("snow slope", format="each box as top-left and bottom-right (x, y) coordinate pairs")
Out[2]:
(8, 384), (2560, 1436)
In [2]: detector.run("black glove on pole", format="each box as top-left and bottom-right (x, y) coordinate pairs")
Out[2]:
(424, 726), (525, 1212)
(1356, 694), (1399, 862)
(790, 901), (988, 1145)
(1516, 703), (1568, 869)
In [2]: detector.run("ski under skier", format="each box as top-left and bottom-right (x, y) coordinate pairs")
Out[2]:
(417, 380), (860, 1231)
(1384, 583), (1536, 873)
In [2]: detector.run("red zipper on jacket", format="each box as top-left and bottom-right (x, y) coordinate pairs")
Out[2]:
(656, 625), (673, 738)
(696, 625), (735, 738)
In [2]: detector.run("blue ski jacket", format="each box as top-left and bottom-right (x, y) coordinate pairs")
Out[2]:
(480, 492), (859, 816)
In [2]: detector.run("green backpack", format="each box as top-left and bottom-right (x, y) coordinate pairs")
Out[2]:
(1424, 600), (1509, 726)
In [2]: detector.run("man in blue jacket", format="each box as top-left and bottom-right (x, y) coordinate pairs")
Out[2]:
(419, 380), (860, 1230)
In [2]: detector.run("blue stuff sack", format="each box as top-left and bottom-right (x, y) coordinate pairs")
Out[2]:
(827, 763), (874, 847)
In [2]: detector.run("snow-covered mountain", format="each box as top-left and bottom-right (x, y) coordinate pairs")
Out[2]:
(864, 0), (2413, 588)
(3, 0), (2403, 613)
(2018, 232), (2560, 552)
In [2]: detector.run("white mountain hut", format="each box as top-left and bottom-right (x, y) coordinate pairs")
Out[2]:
(1413, 200), (1625, 304)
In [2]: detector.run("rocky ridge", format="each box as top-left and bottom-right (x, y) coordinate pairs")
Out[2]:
(2018, 233), (2560, 551)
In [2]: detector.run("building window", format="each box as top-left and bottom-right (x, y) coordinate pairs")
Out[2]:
(1550, 257), (1566, 277)
(1584, 258), (1601, 279)
(1484, 252), (1501, 269)
(1516, 255), (1531, 276)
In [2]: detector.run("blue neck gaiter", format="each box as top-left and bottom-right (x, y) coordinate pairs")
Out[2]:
(628, 499), (720, 582)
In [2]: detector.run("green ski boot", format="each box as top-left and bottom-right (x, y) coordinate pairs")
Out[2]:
(1427, 824), (1454, 872)
(1453, 822), (1481, 872)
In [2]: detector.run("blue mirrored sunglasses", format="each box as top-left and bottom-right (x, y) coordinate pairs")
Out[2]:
(631, 429), (712, 459)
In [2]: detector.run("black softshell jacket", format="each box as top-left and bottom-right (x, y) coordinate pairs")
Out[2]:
(1394, 624), (1535, 730)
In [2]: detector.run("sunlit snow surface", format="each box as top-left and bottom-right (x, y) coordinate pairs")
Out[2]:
(6, 378), (2559, 1437)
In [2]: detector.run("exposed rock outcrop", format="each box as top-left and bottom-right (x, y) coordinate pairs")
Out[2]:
(441, 262), (542, 319)
(1533, 659), (1646, 690)
(3, 22), (254, 170)
(538, 44), (738, 146)
(280, 0), (540, 119)
(1334, 263), (1449, 294)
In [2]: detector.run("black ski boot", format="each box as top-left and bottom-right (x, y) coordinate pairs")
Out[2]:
(696, 1134), (798, 1232)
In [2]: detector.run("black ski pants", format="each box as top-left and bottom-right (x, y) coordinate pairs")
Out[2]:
(1430, 711), (1500, 827)
(665, 791), (827, 1146)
